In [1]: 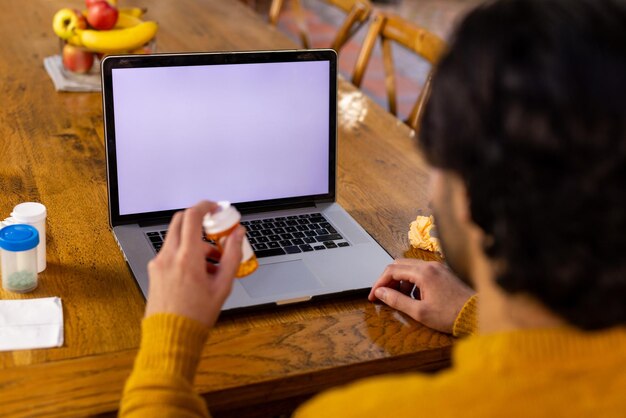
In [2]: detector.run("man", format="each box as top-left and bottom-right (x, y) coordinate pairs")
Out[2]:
(120, 0), (626, 416)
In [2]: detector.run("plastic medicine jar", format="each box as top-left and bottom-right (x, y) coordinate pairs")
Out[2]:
(0, 224), (40, 293)
(10, 202), (47, 272)
(203, 201), (258, 278)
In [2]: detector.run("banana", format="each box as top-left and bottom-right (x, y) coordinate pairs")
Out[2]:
(114, 12), (143, 29)
(119, 7), (147, 18)
(66, 33), (83, 47)
(77, 21), (158, 54)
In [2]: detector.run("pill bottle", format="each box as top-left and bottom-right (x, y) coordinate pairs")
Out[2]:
(203, 201), (258, 278)
(0, 224), (40, 293)
(1, 202), (47, 272)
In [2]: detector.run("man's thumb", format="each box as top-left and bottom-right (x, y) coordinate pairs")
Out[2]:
(375, 287), (415, 316)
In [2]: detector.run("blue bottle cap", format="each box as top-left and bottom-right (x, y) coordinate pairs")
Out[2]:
(0, 224), (39, 252)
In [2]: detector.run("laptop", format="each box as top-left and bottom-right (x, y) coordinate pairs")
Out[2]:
(101, 49), (393, 311)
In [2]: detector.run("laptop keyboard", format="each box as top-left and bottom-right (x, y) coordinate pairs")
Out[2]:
(146, 213), (349, 258)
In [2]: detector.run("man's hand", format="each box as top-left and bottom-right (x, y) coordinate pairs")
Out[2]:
(368, 259), (475, 334)
(144, 201), (244, 328)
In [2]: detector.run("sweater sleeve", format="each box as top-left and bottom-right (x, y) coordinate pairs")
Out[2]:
(452, 294), (478, 337)
(119, 313), (211, 418)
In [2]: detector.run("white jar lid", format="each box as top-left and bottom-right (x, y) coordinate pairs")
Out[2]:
(203, 201), (241, 234)
(11, 202), (46, 222)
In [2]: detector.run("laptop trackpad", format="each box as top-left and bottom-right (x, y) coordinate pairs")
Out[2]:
(239, 260), (323, 299)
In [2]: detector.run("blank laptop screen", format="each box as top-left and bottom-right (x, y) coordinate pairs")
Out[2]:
(111, 60), (330, 216)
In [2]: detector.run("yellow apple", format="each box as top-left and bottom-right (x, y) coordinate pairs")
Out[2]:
(52, 8), (87, 40)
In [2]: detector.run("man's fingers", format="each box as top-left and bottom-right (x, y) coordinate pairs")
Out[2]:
(387, 263), (441, 287)
(368, 263), (431, 302)
(205, 243), (221, 261)
(368, 275), (397, 301)
(374, 287), (421, 320)
(214, 226), (245, 295)
(206, 262), (218, 275)
(180, 201), (217, 250)
(368, 263), (406, 301)
(160, 210), (184, 252)
(393, 258), (426, 266)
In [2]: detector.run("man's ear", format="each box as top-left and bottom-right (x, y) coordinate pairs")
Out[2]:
(448, 173), (472, 225)
(449, 173), (492, 259)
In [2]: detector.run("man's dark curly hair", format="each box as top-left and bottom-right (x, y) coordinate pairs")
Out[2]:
(421, 0), (626, 329)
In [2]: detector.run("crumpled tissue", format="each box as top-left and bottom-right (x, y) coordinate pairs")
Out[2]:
(408, 215), (442, 255)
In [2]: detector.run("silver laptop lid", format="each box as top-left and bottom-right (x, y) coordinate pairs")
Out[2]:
(101, 50), (337, 227)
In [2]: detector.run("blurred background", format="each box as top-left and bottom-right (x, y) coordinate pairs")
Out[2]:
(241, 0), (483, 122)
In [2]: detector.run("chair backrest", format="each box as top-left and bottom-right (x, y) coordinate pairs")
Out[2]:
(352, 12), (447, 131)
(269, 0), (372, 51)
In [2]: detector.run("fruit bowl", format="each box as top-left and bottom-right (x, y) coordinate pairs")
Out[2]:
(60, 37), (156, 75)
(53, 3), (158, 76)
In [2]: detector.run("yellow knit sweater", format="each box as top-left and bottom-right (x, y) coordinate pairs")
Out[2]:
(120, 295), (626, 417)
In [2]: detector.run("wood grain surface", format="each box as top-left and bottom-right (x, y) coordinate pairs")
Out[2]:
(0, 0), (451, 416)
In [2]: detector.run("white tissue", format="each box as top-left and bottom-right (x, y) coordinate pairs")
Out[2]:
(0, 297), (64, 351)
(43, 55), (101, 92)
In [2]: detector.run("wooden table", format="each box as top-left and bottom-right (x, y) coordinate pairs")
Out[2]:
(0, 1), (453, 416)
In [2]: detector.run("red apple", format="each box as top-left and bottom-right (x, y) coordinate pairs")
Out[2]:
(85, 0), (117, 7)
(62, 44), (95, 73)
(86, 1), (119, 30)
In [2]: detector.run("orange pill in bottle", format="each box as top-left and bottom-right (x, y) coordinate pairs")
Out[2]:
(203, 201), (258, 278)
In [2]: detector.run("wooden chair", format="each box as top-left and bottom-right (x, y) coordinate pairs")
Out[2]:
(269, 0), (372, 52)
(352, 12), (447, 131)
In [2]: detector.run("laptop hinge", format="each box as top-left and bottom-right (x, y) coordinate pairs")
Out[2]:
(238, 201), (316, 215)
(132, 201), (323, 227)
(137, 217), (173, 227)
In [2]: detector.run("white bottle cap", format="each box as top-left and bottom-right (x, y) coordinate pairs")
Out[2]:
(11, 202), (47, 222)
(203, 201), (241, 234)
